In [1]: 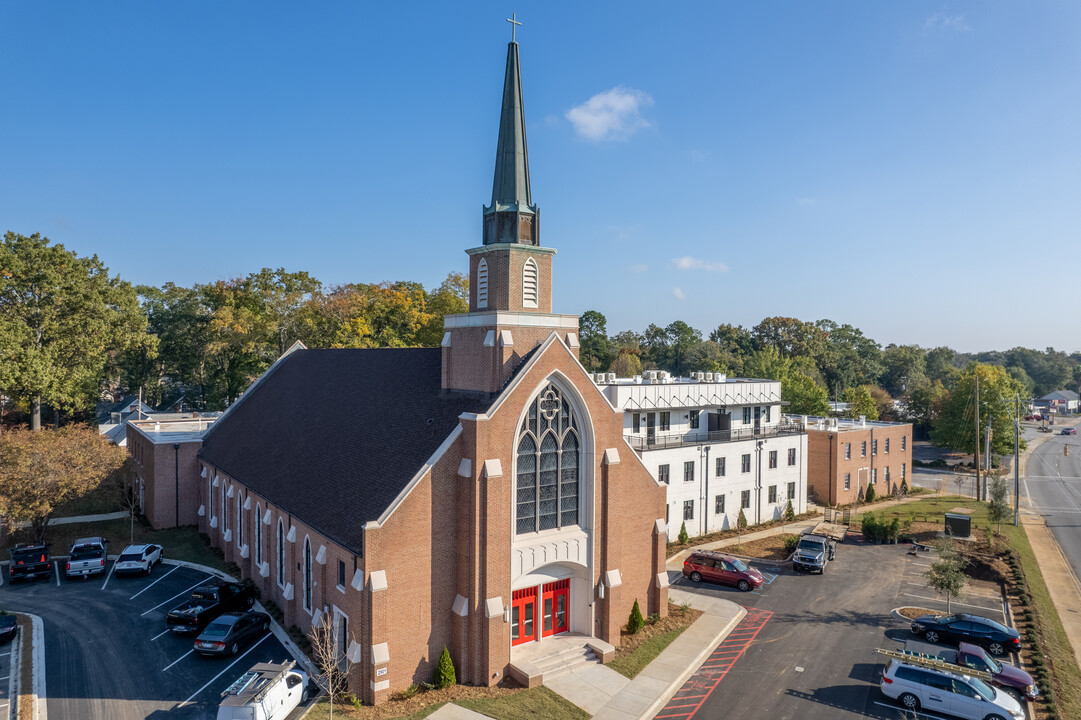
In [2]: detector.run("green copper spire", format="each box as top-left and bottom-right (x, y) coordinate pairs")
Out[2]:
(483, 39), (540, 246)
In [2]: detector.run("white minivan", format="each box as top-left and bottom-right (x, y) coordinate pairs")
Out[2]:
(881, 658), (1025, 720)
(216, 661), (309, 720)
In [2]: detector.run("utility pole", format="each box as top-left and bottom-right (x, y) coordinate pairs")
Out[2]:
(975, 375), (981, 502)
(1014, 393), (1020, 526)
(984, 418), (992, 502)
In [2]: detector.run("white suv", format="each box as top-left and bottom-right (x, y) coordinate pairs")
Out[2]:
(881, 658), (1024, 720)
(114, 544), (163, 575)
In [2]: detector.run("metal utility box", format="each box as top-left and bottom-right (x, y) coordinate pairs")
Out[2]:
(944, 513), (971, 538)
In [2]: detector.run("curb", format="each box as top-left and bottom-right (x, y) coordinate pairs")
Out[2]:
(635, 604), (748, 720)
(11, 613), (47, 720)
(8, 619), (19, 720)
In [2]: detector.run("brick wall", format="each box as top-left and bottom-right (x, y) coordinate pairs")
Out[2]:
(806, 423), (913, 506)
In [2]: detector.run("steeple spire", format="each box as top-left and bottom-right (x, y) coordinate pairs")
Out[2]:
(483, 35), (539, 245)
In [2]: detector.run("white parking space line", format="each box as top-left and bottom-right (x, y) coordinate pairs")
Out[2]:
(873, 701), (950, 719)
(54, 562), (60, 586)
(130, 566), (179, 600)
(179, 634), (271, 705)
(141, 577), (209, 617)
(902, 592), (1003, 613)
(162, 648), (195, 672)
(100, 563), (117, 591)
(151, 628), (172, 642)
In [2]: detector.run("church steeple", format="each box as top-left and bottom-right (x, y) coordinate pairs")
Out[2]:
(483, 38), (540, 246)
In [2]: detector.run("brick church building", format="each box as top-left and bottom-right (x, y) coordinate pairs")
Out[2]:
(192, 37), (668, 704)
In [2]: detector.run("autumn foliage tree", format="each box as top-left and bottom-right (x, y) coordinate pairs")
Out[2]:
(0, 425), (127, 541)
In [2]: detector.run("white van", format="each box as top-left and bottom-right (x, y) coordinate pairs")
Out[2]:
(216, 661), (310, 720)
(880, 657), (1024, 720)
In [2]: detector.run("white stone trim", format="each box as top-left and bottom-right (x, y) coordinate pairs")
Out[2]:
(369, 570), (387, 593)
(223, 529), (232, 543)
(441, 331), (452, 347)
(464, 242), (557, 257)
(443, 311), (578, 330)
(259, 562), (270, 578)
(452, 594), (469, 617)
(283, 582), (294, 600)
(656, 572), (670, 589)
(262, 509), (272, 525)
(485, 597), (504, 619)
(371, 642), (390, 665)
(197, 504), (205, 517)
(286, 526), (296, 543)
(226, 485), (234, 498)
(604, 569), (622, 588)
(315, 545), (327, 565)
(239, 544), (249, 559)
(482, 459), (503, 479)
(654, 518), (666, 535)
(603, 448), (620, 465)
(243, 496), (252, 510)
(483, 330), (496, 347)
(350, 569), (365, 591)
(213, 475), (220, 487)
(347, 640), (363, 664)
(566, 332), (579, 348)
(210, 517), (218, 529)
(499, 329), (514, 347)
(371, 680), (390, 692)
(457, 458), (472, 477)
(200, 466), (207, 478)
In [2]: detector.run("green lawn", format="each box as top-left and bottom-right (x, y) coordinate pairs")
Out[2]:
(456, 687), (588, 720)
(860, 496), (1081, 719)
(607, 626), (689, 679)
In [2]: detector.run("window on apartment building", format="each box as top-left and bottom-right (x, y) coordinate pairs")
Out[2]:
(684, 461), (695, 483)
(741, 490), (751, 509)
(683, 500), (694, 521)
(902, 435), (907, 451)
(885, 438), (890, 454)
(690, 409), (700, 429)
(632, 413), (640, 433)
(660, 412), (671, 431)
(743, 407), (752, 424)
(768, 485), (777, 503)
(872, 439), (878, 456)
(902, 463), (906, 480)
(741, 454), (751, 473)
(716, 457), (726, 477)
(338, 559), (346, 589)
(844, 473), (851, 490)
(788, 448), (796, 466)
(787, 482), (796, 500)
(861, 441), (867, 457)
(716, 495), (725, 515)
(872, 468), (878, 484)
(768, 450), (778, 469)
(764, 406), (771, 422)
(885, 466), (891, 485)
(658, 464), (670, 484)
(845, 443), (851, 460)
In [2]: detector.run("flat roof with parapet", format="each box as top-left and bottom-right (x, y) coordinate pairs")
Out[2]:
(128, 417), (217, 444)
(792, 415), (912, 432)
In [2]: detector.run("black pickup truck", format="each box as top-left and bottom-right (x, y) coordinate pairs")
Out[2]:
(166, 580), (255, 634)
(8, 544), (52, 582)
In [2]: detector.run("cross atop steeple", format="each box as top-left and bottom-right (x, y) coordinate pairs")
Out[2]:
(506, 13), (522, 43)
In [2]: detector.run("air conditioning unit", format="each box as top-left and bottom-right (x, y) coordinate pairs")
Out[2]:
(587, 373), (596, 382)
(705, 373), (714, 382)
(647, 371), (658, 381)
(696, 372), (705, 381)
(607, 373), (616, 383)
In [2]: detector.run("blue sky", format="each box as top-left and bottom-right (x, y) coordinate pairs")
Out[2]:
(2, 2), (1078, 353)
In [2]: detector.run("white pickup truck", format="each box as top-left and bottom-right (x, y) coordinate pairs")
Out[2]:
(65, 537), (108, 579)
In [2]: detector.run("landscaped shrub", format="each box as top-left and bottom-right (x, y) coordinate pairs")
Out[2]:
(888, 518), (900, 542)
(627, 598), (645, 635)
(434, 646), (456, 689)
(783, 535), (799, 554)
(783, 500), (795, 522)
(900, 478), (909, 495)
(861, 514), (879, 541)
(864, 483), (876, 504)
(678, 522), (689, 545)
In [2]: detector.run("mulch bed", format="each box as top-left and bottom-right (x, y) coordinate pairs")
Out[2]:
(612, 602), (703, 660)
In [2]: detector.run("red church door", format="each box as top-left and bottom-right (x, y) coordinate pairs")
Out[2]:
(541, 579), (569, 637)
(511, 587), (537, 646)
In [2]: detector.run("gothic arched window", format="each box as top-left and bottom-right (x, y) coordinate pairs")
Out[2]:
(523, 258), (538, 308)
(516, 383), (580, 534)
(303, 537), (313, 612)
(477, 258), (488, 309)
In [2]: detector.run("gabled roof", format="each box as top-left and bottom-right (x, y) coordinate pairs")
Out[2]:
(1039, 390), (1079, 402)
(96, 396), (153, 426)
(198, 348), (491, 555)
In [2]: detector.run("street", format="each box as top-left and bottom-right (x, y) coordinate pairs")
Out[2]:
(1022, 421), (1081, 588)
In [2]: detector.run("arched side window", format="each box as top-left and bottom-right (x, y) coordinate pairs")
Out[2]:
(222, 485), (228, 533)
(477, 258), (488, 309)
(237, 495), (243, 547)
(523, 258), (538, 308)
(255, 504), (263, 566)
(276, 520), (285, 588)
(516, 383), (580, 534)
(303, 537), (313, 612)
(207, 476), (213, 520)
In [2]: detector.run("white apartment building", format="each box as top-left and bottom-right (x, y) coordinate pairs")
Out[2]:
(594, 371), (808, 542)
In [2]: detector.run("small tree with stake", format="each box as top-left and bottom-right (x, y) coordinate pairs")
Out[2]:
(308, 612), (347, 719)
(988, 474), (1011, 538)
(925, 538), (968, 614)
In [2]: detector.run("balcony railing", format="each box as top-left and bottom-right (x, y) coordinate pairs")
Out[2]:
(624, 421), (805, 451)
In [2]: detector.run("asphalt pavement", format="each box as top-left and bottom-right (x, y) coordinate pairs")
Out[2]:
(1021, 419), (1081, 583)
(0, 561), (309, 720)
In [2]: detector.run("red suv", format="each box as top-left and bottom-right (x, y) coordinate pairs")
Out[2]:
(683, 551), (764, 591)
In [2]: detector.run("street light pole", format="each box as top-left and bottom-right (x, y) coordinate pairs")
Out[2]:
(1014, 393), (1020, 526)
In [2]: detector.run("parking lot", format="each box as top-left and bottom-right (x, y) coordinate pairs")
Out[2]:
(0, 560), (311, 720)
(659, 539), (1015, 720)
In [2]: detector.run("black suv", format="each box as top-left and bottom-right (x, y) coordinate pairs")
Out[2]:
(910, 612), (1021, 656)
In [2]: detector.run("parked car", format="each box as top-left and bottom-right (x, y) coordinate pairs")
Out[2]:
(8, 544), (52, 582)
(907, 639), (1038, 701)
(683, 550), (764, 591)
(910, 613), (1021, 656)
(793, 533), (835, 574)
(195, 611), (271, 656)
(65, 537), (108, 579)
(1061, 427), (1076, 435)
(880, 655), (1025, 719)
(167, 580), (256, 634)
(114, 544), (163, 575)
(0, 614), (16, 643)
(217, 661), (308, 720)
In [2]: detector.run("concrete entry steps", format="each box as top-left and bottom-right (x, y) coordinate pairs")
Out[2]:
(508, 633), (615, 688)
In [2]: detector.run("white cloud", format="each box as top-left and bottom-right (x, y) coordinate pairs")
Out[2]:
(628, 263), (648, 274)
(672, 287), (685, 300)
(670, 256), (728, 272)
(565, 87), (653, 142)
(925, 11), (971, 32)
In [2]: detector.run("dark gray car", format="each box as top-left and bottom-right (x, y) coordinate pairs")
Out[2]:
(194, 611), (270, 656)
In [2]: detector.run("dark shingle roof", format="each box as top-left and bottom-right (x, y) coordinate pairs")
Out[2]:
(198, 348), (490, 555)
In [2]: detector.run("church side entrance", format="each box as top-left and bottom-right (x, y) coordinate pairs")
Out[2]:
(511, 580), (569, 646)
